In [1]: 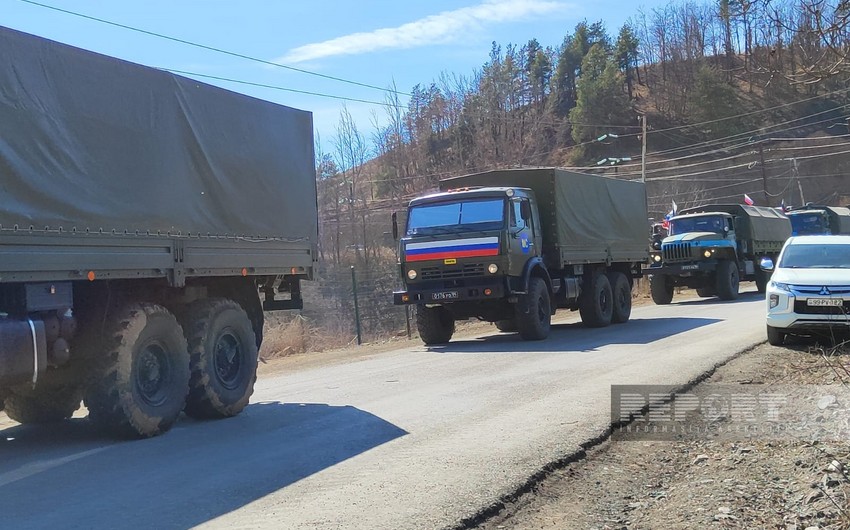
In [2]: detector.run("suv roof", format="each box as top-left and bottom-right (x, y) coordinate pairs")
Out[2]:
(786, 235), (850, 246)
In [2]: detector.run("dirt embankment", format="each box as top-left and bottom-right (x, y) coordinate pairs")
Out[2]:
(479, 342), (850, 530)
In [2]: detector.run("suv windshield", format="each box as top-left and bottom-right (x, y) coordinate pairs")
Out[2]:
(779, 243), (850, 268)
(789, 212), (827, 235)
(406, 198), (505, 235)
(669, 215), (727, 236)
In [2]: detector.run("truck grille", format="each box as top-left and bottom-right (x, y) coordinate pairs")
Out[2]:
(794, 300), (850, 315)
(662, 242), (694, 262)
(421, 263), (485, 280)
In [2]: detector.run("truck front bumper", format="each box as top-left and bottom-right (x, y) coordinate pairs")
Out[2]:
(393, 281), (506, 305)
(646, 260), (717, 276)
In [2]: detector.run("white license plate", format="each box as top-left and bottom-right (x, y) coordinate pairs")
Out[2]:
(432, 291), (459, 301)
(806, 298), (843, 307)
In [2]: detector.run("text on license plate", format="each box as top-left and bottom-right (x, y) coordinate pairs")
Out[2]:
(806, 298), (843, 307)
(432, 291), (459, 301)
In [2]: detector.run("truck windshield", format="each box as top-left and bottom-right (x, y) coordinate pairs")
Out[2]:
(779, 243), (850, 268)
(789, 212), (827, 235)
(669, 215), (727, 236)
(407, 199), (505, 235)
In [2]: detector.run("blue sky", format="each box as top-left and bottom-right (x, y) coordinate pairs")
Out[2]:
(3, 0), (670, 155)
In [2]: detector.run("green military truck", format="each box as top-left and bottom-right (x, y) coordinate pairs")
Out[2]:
(647, 204), (791, 304)
(786, 204), (850, 236)
(392, 168), (648, 344)
(0, 27), (317, 437)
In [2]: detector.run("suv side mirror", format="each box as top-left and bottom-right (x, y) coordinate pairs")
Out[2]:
(520, 201), (531, 221)
(760, 257), (774, 271)
(392, 212), (399, 240)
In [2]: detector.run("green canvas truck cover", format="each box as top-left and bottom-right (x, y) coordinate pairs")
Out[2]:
(677, 204), (791, 252)
(0, 26), (317, 242)
(439, 168), (648, 266)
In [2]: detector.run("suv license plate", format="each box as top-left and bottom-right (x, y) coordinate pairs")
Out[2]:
(807, 298), (843, 307)
(432, 291), (459, 301)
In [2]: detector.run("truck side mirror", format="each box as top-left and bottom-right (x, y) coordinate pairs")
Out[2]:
(520, 201), (531, 221)
(392, 212), (399, 240)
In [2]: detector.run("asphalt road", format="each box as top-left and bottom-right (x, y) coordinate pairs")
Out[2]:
(0, 291), (767, 529)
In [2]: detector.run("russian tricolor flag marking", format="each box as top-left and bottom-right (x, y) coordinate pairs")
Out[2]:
(405, 237), (499, 262)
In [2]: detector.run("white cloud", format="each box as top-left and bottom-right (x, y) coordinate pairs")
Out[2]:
(276, 0), (567, 64)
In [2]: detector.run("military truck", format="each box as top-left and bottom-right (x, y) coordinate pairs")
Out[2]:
(647, 204), (791, 304)
(0, 27), (317, 437)
(392, 168), (648, 344)
(786, 204), (850, 236)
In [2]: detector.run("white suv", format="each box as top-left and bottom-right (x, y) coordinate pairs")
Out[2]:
(765, 235), (850, 345)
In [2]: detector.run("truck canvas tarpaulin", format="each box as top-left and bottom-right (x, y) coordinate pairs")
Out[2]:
(0, 25), (317, 241)
(440, 168), (648, 265)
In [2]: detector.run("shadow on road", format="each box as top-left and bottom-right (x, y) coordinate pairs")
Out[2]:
(0, 402), (407, 528)
(671, 290), (764, 306)
(430, 316), (722, 354)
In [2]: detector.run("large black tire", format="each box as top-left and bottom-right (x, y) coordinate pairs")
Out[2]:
(754, 266), (769, 294)
(183, 299), (258, 419)
(767, 325), (786, 346)
(608, 271), (632, 324)
(715, 260), (740, 300)
(649, 274), (674, 305)
(580, 273), (614, 328)
(515, 277), (551, 340)
(4, 384), (83, 424)
(495, 319), (517, 332)
(416, 306), (455, 345)
(85, 303), (190, 438)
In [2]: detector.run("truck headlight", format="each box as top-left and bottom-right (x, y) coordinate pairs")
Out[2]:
(653, 254), (662, 262)
(407, 269), (417, 280)
(488, 263), (499, 274)
(769, 294), (779, 309)
(703, 250), (712, 258)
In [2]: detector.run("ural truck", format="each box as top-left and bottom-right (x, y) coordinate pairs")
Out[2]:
(647, 204), (790, 304)
(786, 204), (850, 236)
(392, 168), (648, 344)
(0, 27), (317, 437)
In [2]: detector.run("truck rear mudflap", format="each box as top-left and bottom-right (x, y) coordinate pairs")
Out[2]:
(394, 282), (505, 305)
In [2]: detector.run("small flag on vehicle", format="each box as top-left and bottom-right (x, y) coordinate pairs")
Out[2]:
(744, 193), (754, 205)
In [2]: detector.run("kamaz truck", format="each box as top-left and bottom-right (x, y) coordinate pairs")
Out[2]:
(392, 168), (648, 344)
(647, 204), (790, 304)
(786, 204), (850, 236)
(0, 27), (317, 437)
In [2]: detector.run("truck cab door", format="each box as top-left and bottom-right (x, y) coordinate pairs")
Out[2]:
(510, 198), (537, 259)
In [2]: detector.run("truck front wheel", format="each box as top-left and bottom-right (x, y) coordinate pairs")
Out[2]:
(608, 271), (632, 324)
(416, 306), (455, 345)
(649, 274), (674, 305)
(4, 384), (83, 424)
(515, 277), (551, 340)
(715, 260), (740, 300)
(183, 299), (258, 419)
(580, 273), (613, 328)
(85, 303), (190, 438)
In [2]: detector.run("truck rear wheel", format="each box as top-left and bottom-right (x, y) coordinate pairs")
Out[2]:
(495, 319), (517, 332)
(4, 384), (83, 424)
(515, 277), (551, 340)
(608, 271), (632, 324)
(416, 306), (455, 345)
(183, 299), (258, 419)
(85, 303), (190, 438)
(649, 274), (674, 305)
(580, 273), (613, 328)
(715, 260), (740, 300)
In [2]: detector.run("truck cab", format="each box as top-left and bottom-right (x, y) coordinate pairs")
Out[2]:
(786, 205), (850, 236)
(661, 212), (737, 264)
(394, 186), (541, 310)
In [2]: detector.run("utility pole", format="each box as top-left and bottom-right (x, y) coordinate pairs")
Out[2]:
(641, 114), (647, 184)
(758, 142), (770, 207)
(792, 158), (805, 205)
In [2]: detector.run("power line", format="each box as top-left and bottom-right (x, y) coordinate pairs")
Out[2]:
(16, 0), (408, 97)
